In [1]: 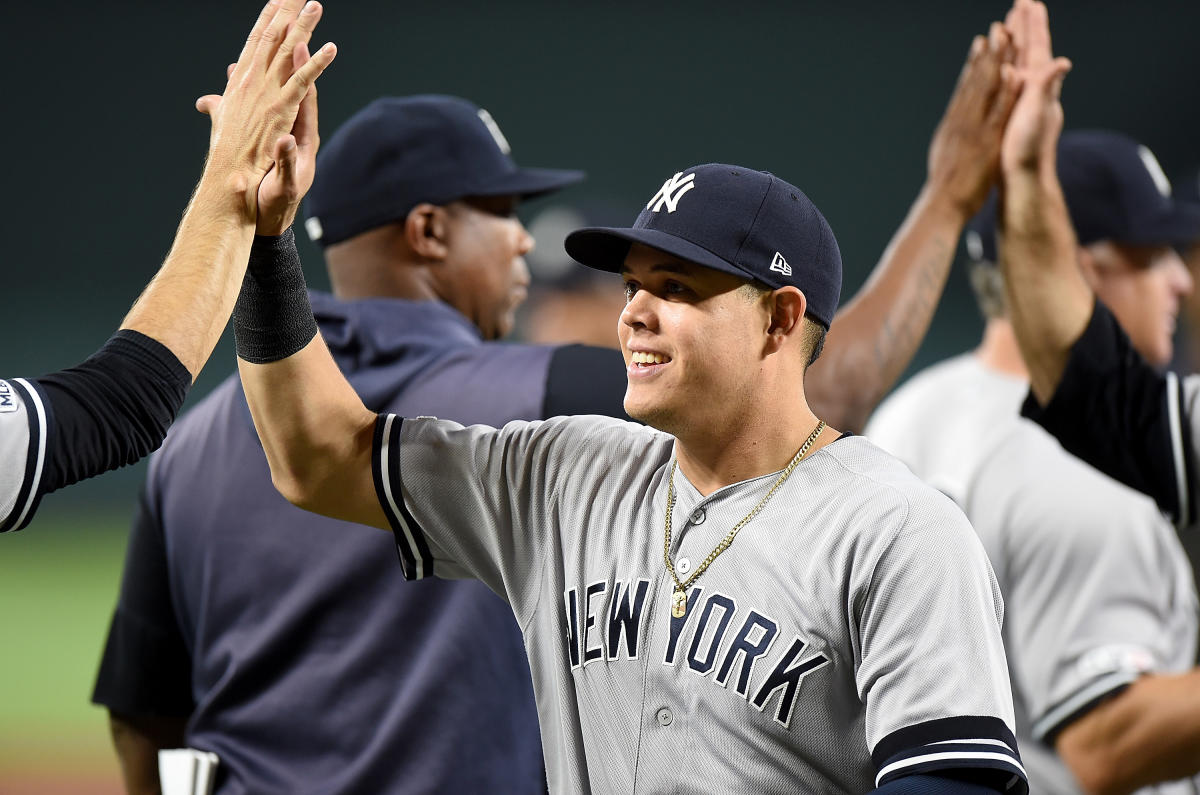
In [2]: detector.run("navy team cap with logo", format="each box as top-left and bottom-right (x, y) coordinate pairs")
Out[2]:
(966, 130), (1200, 264)
(304, 95), (585, 247)
(565, 163), (843, 328)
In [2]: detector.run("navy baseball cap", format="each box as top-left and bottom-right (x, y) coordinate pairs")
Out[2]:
(304, 95), (584, 247)
(966, 130), (1200, 263)
(564, 164), (843, 328)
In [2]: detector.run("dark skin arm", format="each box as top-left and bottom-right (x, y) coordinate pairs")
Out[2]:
(109, 712), (188, 795)
(807, 23), (1020, 433)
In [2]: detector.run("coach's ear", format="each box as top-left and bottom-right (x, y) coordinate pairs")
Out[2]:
(405, 203), (451, 262)
(764, 286), (807, 355)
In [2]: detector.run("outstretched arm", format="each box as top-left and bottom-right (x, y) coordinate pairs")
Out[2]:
(807, 23), (1019, 433)
(995, 0), (1079, 406)
(120, 0), (336, 380)
(0, 2), (337, 531)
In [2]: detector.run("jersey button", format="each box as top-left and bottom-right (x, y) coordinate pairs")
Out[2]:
(676, 557), (692, 575)
(690, 508), (706, 525)
(655, 708), (673, 727)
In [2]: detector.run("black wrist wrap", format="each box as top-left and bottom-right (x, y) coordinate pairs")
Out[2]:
(234, 227), (320, 364)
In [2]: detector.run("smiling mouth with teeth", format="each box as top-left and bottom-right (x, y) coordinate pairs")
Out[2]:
(630, 352), (670, 366)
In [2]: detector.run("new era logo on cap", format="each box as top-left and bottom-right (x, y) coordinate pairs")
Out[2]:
(646, 172), (696, 214)
(770, 252), (792, 276)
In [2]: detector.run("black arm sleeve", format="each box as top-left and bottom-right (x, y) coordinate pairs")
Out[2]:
(542, 344), (631, 421)
(32, 329), (191, 495)
(1021, 299), (1194, 527)
(92, 482), (194, 716)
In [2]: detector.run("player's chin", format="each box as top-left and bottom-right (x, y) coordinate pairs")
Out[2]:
(624, 390), (675, 430)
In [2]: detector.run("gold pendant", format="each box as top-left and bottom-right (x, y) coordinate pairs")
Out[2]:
(671, 588), (687, 618)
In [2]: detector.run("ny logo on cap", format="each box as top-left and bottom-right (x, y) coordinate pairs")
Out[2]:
(646, 172), (696, 214)
(769, 252), (792, 276)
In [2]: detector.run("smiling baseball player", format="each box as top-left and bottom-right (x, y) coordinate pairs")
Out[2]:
(234, 157), (1027, 793)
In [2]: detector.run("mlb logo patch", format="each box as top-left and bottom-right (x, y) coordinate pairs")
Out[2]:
(0, 380), (18, 414)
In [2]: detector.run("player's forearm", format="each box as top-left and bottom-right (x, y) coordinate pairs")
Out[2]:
(999, 166), (1091, 406)
(807, 185), (965, 433)
(239, 337), (380, 525)
(233, 232), (382, 527)
(1056, 671), (1200, 794)
(120, 171), (256, 382)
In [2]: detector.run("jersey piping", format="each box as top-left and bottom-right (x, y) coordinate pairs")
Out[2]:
(1167, 371), (1191, 530)
(374, 414), (433, 579)
(1030, 669), (1139, 743)
(0, 378), (48, 532)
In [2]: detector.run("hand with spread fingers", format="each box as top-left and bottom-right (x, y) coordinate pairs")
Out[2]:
(196, 0), (336, 226)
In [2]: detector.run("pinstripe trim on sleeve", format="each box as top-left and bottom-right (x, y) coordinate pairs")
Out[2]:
(1, 378), (49, 533)
(1030, 669), (1138, 744)
(371, 413), (434, 580)
(1166, 371), (1193, 530)
(873, 716), (1027, 793)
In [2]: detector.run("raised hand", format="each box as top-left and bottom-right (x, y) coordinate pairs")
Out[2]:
(254, 41), (322, 236)
(1000, 0), (1072, 175)
(926, 21), (1021, 221)
(195, 1), (336, 221)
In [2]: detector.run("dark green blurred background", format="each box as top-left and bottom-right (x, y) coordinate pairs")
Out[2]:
(1, 1), (1198, 789)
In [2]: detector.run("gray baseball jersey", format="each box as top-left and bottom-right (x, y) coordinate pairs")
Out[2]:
(0, 378), (48, 532)
(868, 354), (1200, 795)
(372, 413), (1027, 793)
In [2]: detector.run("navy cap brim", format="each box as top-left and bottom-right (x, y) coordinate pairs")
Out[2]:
(566, 226), (756, 282)
(1119, 202), (1200, 248)
(470, 166), (585, 201)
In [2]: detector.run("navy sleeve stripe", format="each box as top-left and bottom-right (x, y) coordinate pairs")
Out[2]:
(372, 414), (433, 580)
(872, 716), (1025, 792)
(872, 715), (1018, 767)
(1030, 669), (1137, 744)
(875, 751), (1025, 790)
(0, 378), (49, 533)
(1166, 372), (1192, 530)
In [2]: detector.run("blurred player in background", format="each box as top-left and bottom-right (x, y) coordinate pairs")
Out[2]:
(0, 0), (334, 535)
(875, 2), (1200, 789)
(867, 128), (1200, 793)
(998, 5), (1200, 537)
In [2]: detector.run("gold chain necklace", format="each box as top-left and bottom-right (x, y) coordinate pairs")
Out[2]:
(663, 420), (826, 618)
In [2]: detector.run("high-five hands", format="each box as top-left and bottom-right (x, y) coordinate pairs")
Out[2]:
(196, 0), (336, 233)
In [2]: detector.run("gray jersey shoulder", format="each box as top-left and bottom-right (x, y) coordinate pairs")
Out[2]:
(379, 413), (1024, 793)
(0, 378), (48, 532)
